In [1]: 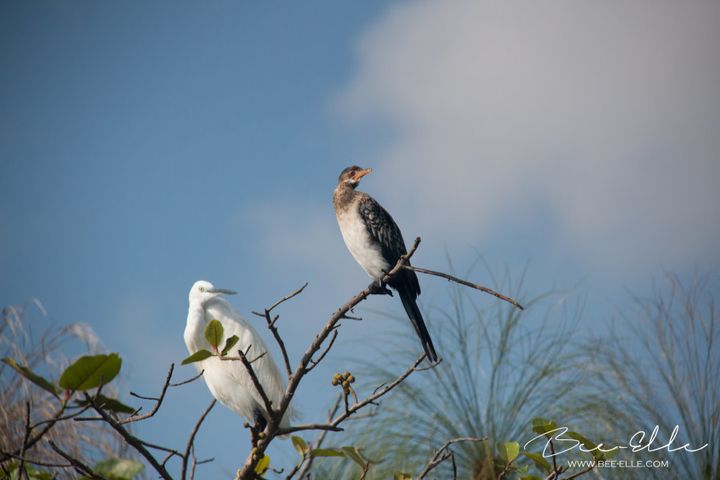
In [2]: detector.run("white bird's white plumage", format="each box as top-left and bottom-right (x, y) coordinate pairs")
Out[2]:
(184, 280), (291, 428)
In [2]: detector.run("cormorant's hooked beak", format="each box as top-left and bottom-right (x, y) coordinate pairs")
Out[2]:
(207, 287), (237, 295)
(353, 167), (372, 181)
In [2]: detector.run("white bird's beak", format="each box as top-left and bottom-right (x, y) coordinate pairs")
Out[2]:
(207, 288), (237, 295)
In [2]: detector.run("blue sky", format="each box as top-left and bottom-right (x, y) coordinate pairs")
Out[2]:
(2, 1), (719, 477)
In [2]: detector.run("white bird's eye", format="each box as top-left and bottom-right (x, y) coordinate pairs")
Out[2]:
(199, 287), (206, 292)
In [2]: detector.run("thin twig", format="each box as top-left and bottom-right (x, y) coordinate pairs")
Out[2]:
(78, 363), (201, 424)
(403, 264), (524, 310)
(326, 354), (427, 429)
(1, 401), (69, 463)
(265, 312), (293, 377)
(120, 364), (175, 424)
(307, 329), (339, 373)
(416, 436), (486, 479)
(497, 452), (518, 480)
(253, 283), (308, 378)
(188, 450), (198, 480)
(221, 351), (267, 364)
(278, 354), (429, 436)
(84, 393), (173, 480)
(275, 423), (344, 435)
(18, 401), (32, 477)
(181, 400), (216, 480)
(563, 463), (596, 480)
(415, 358), (443, 371)
(47, 440), (108, 480)
(31, 404), (92, 427)
(140, 439), (182, 457)
(267, 282), (309, 314)
(450, 451), (458, 480)
(235, 348), (275, 419)
(289, 395), (343, 480)
(0, 450), (73, 469)
(170, 369), (205, 387)
(549, 438), (559, 477)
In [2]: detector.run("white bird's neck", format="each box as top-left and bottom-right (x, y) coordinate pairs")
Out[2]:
(184, 301), (208, 351)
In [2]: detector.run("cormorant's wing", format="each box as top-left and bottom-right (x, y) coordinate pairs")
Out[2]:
(357, 194), (407, 264)
(357, 194), (420, 295)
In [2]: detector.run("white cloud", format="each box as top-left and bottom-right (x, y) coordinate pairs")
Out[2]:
(336, 0), (720, 273)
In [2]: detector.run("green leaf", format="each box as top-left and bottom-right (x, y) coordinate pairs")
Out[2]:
(181, 349), (213, 365)
(0, 463), (55, 480)
(565, 431), (596, 450)
(522, 452), (551, 473)
(254, 455), (270, 475)
(26, 466), (54, 480)
(2, 357), (60, 398)
(519, 476), (543, 480)
(221, 335), (240, 356)
(75, 394), (135, 414)
(93, 458), (144, 479)
(602, 447), (619, 460)
(341, 446), (366, 466)
(394, 473), (412, 480)
(499, 441), (520, 463)
(309, 448), (345, 457)
(204, 319), (224, 349)
(291, 435), (308, 456)
(58, 354), (121, 391)
(564, 431), (602, 458)
(531, 417), (558, 436)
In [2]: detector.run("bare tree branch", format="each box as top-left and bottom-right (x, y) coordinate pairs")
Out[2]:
(403, 264), (524, 310)
(0, 449), (74, 470)
(0, 401), (70, 463)
(416, 437), (486, 479)
(18, 401), (32, 476)
(323, 354), (428, 431)
(83, 393), (173, 480)
(170, 369), (205, 387)
(234, 347), (275, 422)
(47, 440), (109, 480)
(268, 282), (309, 314)
(306, 329), (338, 373)
(120, 363), (175, 424)
(252, 282), (309, 378)
(562, 463), (596, 480)
(288, 395), (343, 480)
(275, 354), (430, 440)
(181, 400), (216, 480)
(77, 363), (205, 424)
(235, 238), (423, 479)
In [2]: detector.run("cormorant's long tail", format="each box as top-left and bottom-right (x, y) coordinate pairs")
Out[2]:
(397, 285), (438, 362)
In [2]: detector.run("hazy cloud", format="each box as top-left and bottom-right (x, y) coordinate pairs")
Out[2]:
(336, 0), (720, 274)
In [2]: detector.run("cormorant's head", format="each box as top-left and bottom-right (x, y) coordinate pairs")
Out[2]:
(188, 280), (237, 305)
(338, 165), (372, 188)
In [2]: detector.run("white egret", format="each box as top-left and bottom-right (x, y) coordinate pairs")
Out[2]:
(184, 280), (291, 430)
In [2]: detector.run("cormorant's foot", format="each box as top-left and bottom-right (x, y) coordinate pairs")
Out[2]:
(368, 280), (393, 296)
